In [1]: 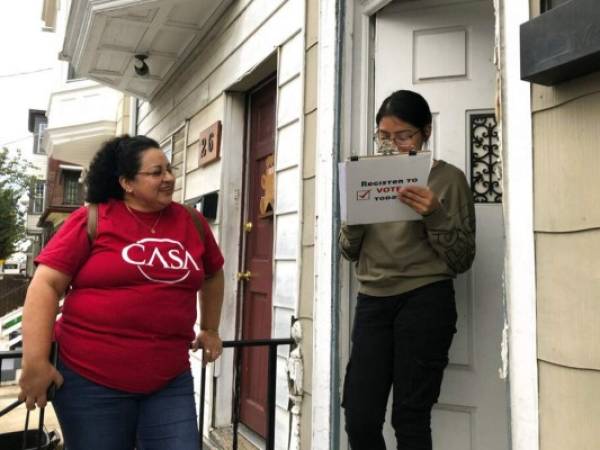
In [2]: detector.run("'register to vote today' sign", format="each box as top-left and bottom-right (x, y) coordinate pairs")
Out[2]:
(338, 151), (432, 225)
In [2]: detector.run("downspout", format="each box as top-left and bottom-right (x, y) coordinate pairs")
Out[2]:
(181, 119), (190, 202)
(131, 97), (139, 136)
(330, 0), (345, 448)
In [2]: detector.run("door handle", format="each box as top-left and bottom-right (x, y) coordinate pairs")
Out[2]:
(244, 221), (253, 233)
(237, 271), (252, 281)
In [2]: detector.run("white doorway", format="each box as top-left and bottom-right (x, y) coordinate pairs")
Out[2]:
(341, 1), (509, 449)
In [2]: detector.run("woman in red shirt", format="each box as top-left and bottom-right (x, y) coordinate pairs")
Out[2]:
(18, 135), (225, 450)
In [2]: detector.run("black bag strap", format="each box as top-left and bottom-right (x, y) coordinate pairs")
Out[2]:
(22, 408), (45, 450)
(183, 204), (205, 243)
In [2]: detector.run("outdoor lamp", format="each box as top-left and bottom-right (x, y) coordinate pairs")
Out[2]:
(134, 54), (149, 77)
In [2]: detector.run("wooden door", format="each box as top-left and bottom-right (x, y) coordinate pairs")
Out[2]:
(373, 1), (510, 449)
(239, 77), (276, 437)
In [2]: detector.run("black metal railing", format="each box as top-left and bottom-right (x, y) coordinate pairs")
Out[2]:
(199, 338), (294, 450)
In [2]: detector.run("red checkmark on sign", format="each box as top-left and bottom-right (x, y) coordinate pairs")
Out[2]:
(356, 190), (371, 200)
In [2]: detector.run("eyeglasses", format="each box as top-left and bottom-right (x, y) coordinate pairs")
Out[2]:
(137, 165), (179, 179)
(374, 129), (421, 147)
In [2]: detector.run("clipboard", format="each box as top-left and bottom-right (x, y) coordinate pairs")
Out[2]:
(338, 151), (432, 225)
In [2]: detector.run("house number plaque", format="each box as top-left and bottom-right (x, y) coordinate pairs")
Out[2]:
(198, 121), (222, 167)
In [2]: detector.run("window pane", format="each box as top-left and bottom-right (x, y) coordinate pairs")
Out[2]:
(32, 181), (45, 214)
(63, 172), (80, 205)
(33, 117), (47, 154)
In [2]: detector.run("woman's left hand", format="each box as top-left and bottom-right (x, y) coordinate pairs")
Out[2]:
(398, 186), (441, 216)
(191, 330), (223, 365)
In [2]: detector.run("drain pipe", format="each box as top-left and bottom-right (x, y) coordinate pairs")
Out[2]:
(314, 0), (345, 447)
(181, 119), (190, 202)
(330, 0), (345, 448)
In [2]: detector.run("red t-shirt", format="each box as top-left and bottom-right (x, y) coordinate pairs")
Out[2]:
(35, 199), (224, 393)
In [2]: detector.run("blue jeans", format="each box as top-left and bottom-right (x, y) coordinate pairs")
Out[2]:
(52, 359), (199, 450)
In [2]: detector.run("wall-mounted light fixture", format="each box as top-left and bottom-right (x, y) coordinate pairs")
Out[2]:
(134, 54), (149, 77)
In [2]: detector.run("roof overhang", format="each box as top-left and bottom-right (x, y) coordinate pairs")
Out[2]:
(38, 208), (78, 228)
(45, 121), (117, 167)
(60, 0), (234, 100)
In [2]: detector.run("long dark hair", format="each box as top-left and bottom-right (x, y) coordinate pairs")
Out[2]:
(85, 134), (160, 203)
(376, 90), (432, 133)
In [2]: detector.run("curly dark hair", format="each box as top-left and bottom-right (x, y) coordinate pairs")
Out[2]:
(376, 90), (432, 131)
(85, 134), (160, 203)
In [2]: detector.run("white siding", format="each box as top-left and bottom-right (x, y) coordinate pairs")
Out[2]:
(277, 77), (303, 127)
(274, 261), (298, 309)
(276, 121), (302, 170)
(138, 0), (304, 141)
(276, 167), (300, 213)
(137, 0), (306, 443)
(279, 32), (304, 85)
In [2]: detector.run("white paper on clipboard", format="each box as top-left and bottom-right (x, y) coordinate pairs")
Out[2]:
(338, 151), (432, 225)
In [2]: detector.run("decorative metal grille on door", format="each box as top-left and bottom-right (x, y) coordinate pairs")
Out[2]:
(469, 112), (502, 203)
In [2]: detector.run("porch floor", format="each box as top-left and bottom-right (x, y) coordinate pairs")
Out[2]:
(206, 426), (261, 450)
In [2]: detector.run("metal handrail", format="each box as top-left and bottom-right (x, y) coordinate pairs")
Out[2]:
(198, 338), (294, 450)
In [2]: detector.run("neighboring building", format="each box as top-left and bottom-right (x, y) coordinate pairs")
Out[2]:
(39, 0), (130, 236)
(0, 0), (66, 276)
(37, 157), (85, 244)
(52, 2), (600, 450)
(24, 108), (50, 273)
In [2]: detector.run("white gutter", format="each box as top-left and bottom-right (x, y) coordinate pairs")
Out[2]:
(500, 1), (539, 449)
(312, 0), (340, 448)
(181, 119), (190, 202)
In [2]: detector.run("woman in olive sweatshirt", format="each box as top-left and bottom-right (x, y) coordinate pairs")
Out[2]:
(340, 90), (475, 450)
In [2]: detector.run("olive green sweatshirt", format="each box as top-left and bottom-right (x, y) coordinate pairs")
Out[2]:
(339, 160), (476, 297)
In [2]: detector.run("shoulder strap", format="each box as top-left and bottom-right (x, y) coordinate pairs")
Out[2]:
(87, 204), (98, 244)
(183, 204), (205, 243)
(87, 203), (205, 244)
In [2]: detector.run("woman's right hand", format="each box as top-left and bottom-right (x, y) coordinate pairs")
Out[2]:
(18, 359), (63, 410)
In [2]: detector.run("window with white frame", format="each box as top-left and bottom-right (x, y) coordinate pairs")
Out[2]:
(33, 115), (47, 155)
(63, 171), (81, 205)
(31, 180), (45, 214)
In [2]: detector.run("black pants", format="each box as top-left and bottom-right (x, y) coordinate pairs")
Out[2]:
(342, 280), (457, 450)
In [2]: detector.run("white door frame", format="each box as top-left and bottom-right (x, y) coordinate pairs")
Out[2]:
(313, 0), (539, 449)
(211, 91), (246, 429)
(498, 1), (539, 450)
(313, 1), (341, 449)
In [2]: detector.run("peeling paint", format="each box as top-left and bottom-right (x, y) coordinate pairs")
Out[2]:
(499, 317), (509, 379)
